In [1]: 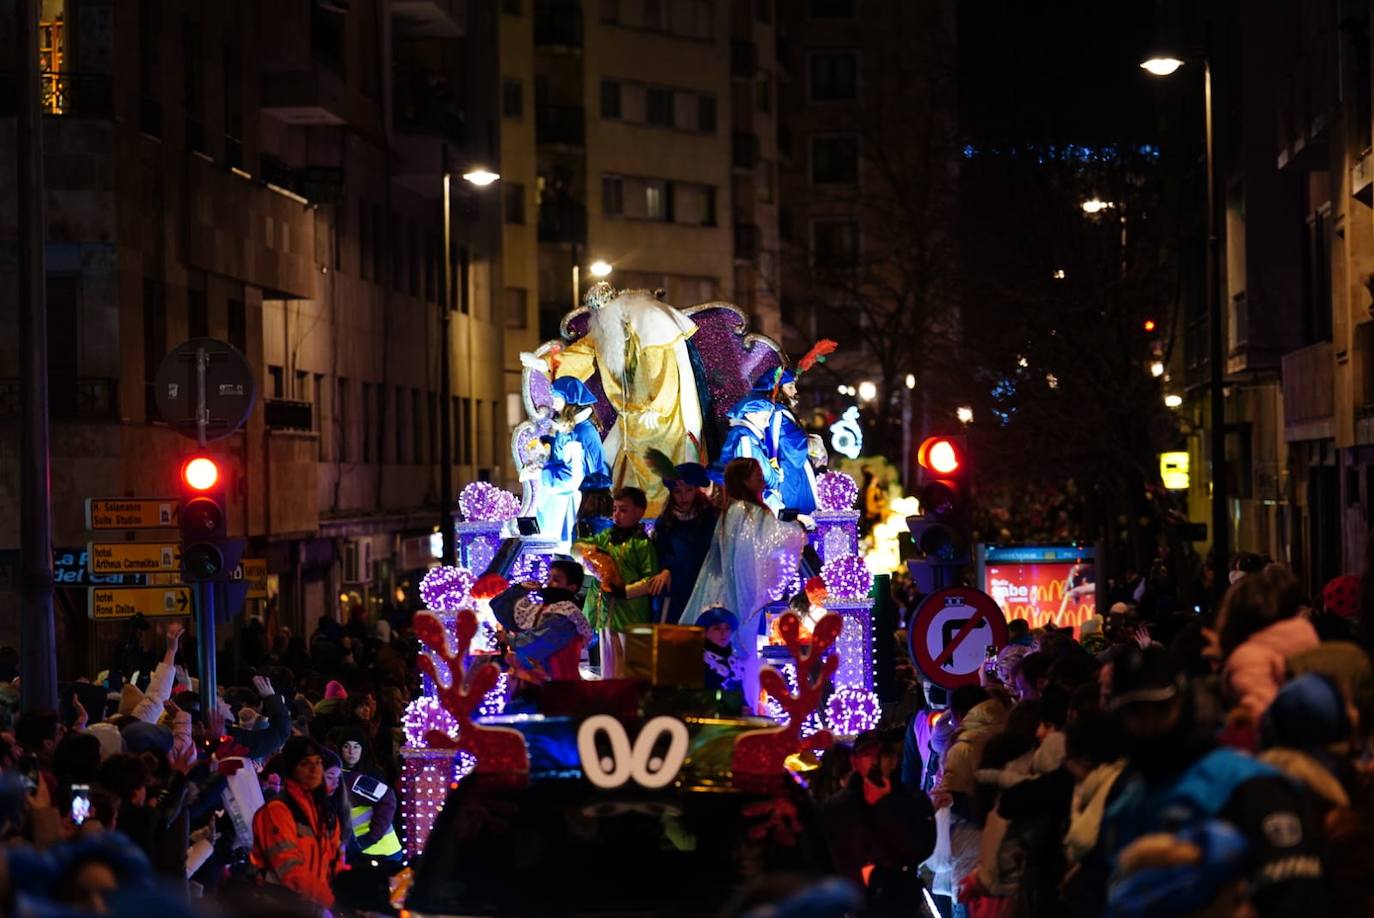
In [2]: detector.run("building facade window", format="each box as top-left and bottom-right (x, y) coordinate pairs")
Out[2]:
(337, 377), (350, 462)
(505, 287), (529, 329)
(505, 183), (526, 224)
(646, 86), (674, 126)
(811, 134), (859, 184)
(362, 382), (374, 461)
(603, 175), (624, 215)
(756, 72), (771, 113)
(601, 79), (622, 118)
(812, 220), (860, 268)
(645, 181), (666, 220)
(502, 79), (523, 118)
(810, 51), (858, 101)
(698, 94), (717, 132)
(187, 270), (208, 339)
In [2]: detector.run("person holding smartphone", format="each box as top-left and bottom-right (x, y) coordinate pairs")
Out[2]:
(325, 726), (401, 862)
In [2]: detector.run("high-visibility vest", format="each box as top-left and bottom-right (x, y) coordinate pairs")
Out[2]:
(349, 803), (402, 857)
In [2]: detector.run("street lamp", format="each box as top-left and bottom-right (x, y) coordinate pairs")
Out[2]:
(1164, 394), (1184, 409)
(589, 260), (613, 278)
(905, 373), (916, 389)
(1150, 360), (1165, 378)
(857, 381), (878, 402)
(956, 406), (974, 424)
(1144, 47), (1227, 602)
(1140, 56), (1185, 76)
(1081, 198), (1114, 214)
(462, 169), (501, 186)
(439, 153), (501, 565)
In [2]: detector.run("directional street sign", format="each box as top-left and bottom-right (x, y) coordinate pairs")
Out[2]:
(87, 542), (181, 574)
(240, 558), (269, 599)
(85, 499), (178, 530)
(88, 586), (192, 620)
(907, 585), (1009, 690)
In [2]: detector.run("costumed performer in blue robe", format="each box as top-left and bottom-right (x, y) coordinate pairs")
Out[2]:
(716, 368), (818, 514)
(531, 378), (608, 549)
(551, 376), (612, 493)
(680, 457), (806, 713)
(649, 462), (719, 624)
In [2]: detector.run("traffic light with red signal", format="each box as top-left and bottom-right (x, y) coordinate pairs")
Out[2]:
(906, 435), (971, 587)
(178, 454), (244, 582)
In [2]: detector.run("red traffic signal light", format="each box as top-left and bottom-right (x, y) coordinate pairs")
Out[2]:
(918, 437), (962, 476)
(1143, 319), (1157, 333)
(181, 456), (221, 492)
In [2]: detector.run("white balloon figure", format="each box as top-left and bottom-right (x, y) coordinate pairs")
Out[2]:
(830, 406), (864, 460)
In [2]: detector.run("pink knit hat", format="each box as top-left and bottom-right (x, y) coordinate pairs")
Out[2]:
(323, 680), (348, 700)
(1322, 575), (1361, 618)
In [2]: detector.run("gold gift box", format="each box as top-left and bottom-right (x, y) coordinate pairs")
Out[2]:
(624, 624), (705, 688)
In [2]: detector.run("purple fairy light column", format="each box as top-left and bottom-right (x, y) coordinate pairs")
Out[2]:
(812, 471), (861, 564)
(401, 748), (458, 859)
(458, 482), (519, 573)
(821, 553), (875, 692)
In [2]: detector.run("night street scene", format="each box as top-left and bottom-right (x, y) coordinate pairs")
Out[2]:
(2, 0), (1372, 915)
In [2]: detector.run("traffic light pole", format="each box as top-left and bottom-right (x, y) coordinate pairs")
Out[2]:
(197, 583), (217, 725)
(17, 0), (58, 712)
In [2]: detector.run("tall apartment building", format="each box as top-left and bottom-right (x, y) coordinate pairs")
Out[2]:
(0, 0), (506, 670)
(776, 0), (957, 455)
(1155, 0), (1374, 594)
(500, 0), (780, 345)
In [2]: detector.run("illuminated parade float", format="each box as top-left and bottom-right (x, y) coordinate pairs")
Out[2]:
(397, 286), (882, 855)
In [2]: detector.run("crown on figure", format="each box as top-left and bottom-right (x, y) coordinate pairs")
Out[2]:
(584, 281), (617, 309)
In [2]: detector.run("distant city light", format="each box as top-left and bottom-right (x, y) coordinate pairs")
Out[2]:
(857, 381), (878, 402)
(956, 406), (974, 424)
(1053, 269), (1066, 280)
(905, 374), (917, 389)
(462, 169), (501, 186)
(1141, 57), (1185, 77)
(837, 384), (848, 394)
(1046, 373), (1059, 390)
(589, 260), (613, 277)
(1017, 355), (1029, 368)
(1081, 198), (1114, 214)
(1143, 319), (1157, 332)
(1150, 361), (1165, 377)
(1164, 394), (1184, 408)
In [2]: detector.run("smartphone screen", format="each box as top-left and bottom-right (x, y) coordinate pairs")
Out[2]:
(69, 784), (91, 825)
(350, 774), (386, 803)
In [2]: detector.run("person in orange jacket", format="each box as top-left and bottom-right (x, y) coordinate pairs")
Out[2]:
(250, 735), (344, 911)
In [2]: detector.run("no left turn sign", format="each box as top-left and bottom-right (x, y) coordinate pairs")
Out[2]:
(908, 586), (1009, 690)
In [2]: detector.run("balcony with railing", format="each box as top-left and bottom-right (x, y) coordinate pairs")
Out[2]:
(265, 398), (314, 432)
(537, 193), (588, 245)
(733, 132), (760, 170)
(734, 224), (760, 261)
(1281, 340), (1334, 440)
(0, 71), (113, 117)
(537, 103), (585, 147)
(534, 0), (583, 48)
(0, 378), (119, 421)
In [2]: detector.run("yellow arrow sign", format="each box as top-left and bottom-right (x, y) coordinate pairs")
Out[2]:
(240, 558), (269, 599)
(88, 586), (192, 620)
(85, 499), (178, 530)
(86, 542), (181, 574)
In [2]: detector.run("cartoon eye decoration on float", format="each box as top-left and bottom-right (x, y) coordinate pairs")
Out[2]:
(577, 715), (691, 790)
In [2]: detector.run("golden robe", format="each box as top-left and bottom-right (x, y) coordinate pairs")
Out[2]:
(556, 290), (704, 514)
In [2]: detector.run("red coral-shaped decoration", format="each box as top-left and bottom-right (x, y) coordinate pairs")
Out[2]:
(414, 609), (529, 775)
(733, 612), (841, 779)
(470, 573), (510, 602)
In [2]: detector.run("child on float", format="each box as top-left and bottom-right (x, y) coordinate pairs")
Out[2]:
(574, 487), (659, 678)
(698, 606), (746, 710)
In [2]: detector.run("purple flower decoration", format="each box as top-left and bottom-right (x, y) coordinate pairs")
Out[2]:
(459, 481), (520, 522)
(419, 565), (476, 612)
(821, 554), (872, 601)
(825, 688), (882, 736)
(815, 472), (860, 512)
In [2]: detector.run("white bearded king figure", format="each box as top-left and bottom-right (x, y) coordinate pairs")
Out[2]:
(555, 284), (704, 513)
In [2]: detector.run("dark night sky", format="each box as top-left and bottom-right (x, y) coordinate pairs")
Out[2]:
(958, 0), (1162, 144)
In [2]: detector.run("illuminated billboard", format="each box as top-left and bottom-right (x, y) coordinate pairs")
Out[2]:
(976, 544), (1098, 635)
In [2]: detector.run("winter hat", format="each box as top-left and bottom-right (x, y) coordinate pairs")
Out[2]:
(277, 735), (338, 775)
(1259, 672), (1350, 750)
(1109, 645), (1183, 710)
(121, 721), (173, 756)
(664, 462), (712, 488)
(551, 375), (598, 408)
(116, 682), (145, 718)
(751, 367), (796, 392)
(323, 680), (349, 701)
(86, 721), (126, 760)
(375, 619), (393, 644)
(1322, 575), (1360, 618)
(697, 607), (738, 632)
(1107, 820), (1249, 918)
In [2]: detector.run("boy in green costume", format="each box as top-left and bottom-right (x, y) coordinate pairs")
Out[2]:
(574, 487), (661, 678)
